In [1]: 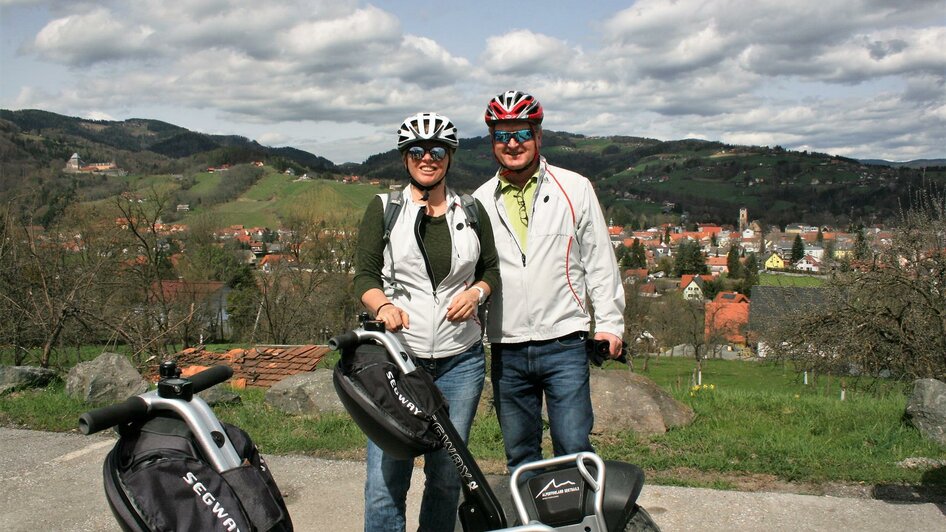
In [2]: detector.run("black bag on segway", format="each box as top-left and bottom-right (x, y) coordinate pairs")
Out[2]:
(333, 341), (446, 459)
(102, 413), (293, 532)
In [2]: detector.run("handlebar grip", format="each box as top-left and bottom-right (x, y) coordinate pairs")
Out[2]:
(187, 365), (233, 393)
(78, 396), (148, 435)
(328, 331), (359, 351)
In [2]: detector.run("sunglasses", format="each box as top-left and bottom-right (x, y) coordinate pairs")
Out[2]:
(492, 129), (534, 144)
(407, 145), (448, 161)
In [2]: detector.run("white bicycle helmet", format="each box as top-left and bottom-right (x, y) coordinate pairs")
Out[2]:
(397, 112), (459, 151)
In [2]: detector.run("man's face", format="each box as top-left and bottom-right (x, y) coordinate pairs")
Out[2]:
(491, 120), (541, 172)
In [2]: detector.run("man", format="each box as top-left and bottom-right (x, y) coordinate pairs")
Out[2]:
(472, 90), (626, 473)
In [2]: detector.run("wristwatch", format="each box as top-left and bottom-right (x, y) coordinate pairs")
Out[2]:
(472, 286), (486, 305)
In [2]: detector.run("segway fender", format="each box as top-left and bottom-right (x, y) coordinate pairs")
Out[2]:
(602, 461), (645, 530)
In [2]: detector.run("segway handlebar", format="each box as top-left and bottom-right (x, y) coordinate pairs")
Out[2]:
(78, 365), (233, 435)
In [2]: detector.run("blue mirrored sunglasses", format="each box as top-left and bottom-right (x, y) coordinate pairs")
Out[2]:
(492, 129), (534, 144)
(407, 145), (448, 161)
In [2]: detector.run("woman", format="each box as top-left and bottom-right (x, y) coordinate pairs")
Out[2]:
(352, 112), (500, 532)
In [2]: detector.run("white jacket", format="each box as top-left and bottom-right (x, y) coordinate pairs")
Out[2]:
(380, 185), (482, 358)
(472, 158), (625, 343)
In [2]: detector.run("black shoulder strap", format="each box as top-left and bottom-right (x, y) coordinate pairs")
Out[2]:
(382, 190), (403, 243)
(459, 194), (479, 236)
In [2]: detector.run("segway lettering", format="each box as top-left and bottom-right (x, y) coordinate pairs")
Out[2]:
(182, 471), (241, 532)
(386, 370), (422, 416)
(432, 421), (478, 490)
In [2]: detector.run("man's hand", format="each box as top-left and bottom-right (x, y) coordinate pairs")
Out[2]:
(594, 332), (624, 358)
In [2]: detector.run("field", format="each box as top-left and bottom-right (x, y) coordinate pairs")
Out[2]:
(2, 354), (942, 495)
(759, 272), (826, 287)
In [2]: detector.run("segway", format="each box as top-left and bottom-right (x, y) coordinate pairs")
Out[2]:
(79, 362), (293, 531)
(330, 315), (661, 531)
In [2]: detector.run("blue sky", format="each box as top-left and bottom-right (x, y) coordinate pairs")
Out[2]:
(1, 0), (944, 164)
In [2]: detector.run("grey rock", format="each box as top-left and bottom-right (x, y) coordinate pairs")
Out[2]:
(591, 370), (696, 435)
(264, 370), (345, 416)
(198, 386), (242, 407)
(904, 378), (946, 445)
(0, 366), (59, 395)
(65, 353), (149, 404)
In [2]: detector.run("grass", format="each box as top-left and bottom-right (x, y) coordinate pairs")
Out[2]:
(1, 355), (943, 494)
(759, 272), (826, 287)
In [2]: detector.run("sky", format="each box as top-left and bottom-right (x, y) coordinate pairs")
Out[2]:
(1, 0), (944, 165)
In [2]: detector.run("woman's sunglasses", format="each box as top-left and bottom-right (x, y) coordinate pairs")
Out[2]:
(492, 129), (534, 144)
(407, 145), (448, 161)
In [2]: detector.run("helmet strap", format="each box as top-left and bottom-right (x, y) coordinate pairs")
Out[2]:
(408, 175), (446, 201)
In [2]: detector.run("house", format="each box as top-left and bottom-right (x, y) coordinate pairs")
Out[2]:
(258, 253), (296, 272)
(706, 256), (729, 275)
(704, 292), (750, 345)
(764, 252), (785, 270)
(680, 274), (715, 301)
(795, 254), (821, 272)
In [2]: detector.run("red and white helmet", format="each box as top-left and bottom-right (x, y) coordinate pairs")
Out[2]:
(484, 90), (544, 125)
(397, 112), (459, 151)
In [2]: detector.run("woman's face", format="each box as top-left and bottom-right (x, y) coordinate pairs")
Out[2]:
(404, 142), (450, 185)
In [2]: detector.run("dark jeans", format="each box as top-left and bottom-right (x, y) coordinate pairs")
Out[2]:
(364, 342), (485, 532)
(491, 333), (594, 473)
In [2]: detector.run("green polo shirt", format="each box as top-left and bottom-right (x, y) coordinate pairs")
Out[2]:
(499, 174), (537, 251)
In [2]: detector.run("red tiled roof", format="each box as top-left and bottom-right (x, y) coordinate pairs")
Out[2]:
(167, 344), (332, 388)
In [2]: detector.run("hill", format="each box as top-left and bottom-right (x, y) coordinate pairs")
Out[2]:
(2, 109), (944, 230)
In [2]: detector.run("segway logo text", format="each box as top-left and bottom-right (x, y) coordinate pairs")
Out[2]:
(386, 370), (422, 416)
(536, 479), (579, 500)
(432, 421), (478, 490)
(182, 471), (241, 531)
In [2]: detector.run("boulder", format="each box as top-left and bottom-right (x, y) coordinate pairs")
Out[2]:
(264, 370), (345, 416)
(904, 378), (946, 445)
(590, 370), (695, 435)
(0, 366), (59, 395)
(65, 353), (149, 404)
(198, 386), (242, 407)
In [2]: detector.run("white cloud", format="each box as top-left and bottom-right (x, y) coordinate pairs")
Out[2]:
(481, 30), (575, 76)
(3, 0), (943, 162)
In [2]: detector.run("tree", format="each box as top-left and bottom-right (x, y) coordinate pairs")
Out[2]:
(672, 240), (708, 277)
(726, 244), (743, 279)
(853, 227), (872, 261)
(648, 296), (707, 382)
(623, 238), (647, 269)
(742, 252), (759, 288)
(0, 202), (123, 368)
(766, 186), (946, 380)
(790, 234), (805, 264)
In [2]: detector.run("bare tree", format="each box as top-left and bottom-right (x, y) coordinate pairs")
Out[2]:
(249, 215), (359, 345)
(0, 202), (123, 368)
(648, 295), (707, 383)
(767, 186), (946, 381)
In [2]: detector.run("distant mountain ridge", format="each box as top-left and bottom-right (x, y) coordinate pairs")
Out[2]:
(0, 109), (335, 171)
(2, 108), (944, 230)
(857, 158), (946, 169)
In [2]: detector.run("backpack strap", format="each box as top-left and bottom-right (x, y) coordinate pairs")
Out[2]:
(459, 194), (480, 236)
(382, 189), (403, 243)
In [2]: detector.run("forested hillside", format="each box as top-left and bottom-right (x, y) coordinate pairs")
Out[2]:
(2, 109), (944, 230)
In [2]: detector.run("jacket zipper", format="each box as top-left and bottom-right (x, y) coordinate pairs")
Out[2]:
(414, 207), (439, 357)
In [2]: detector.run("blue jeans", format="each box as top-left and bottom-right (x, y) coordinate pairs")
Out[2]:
(364, 342), (485, 532)
(491, 333), (594, 473)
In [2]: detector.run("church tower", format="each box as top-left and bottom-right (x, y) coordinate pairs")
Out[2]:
(738, 208), (748, 232)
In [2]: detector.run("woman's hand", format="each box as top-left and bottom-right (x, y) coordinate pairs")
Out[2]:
(376, 303), (410, 332)
(446, 288), (480, 322)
